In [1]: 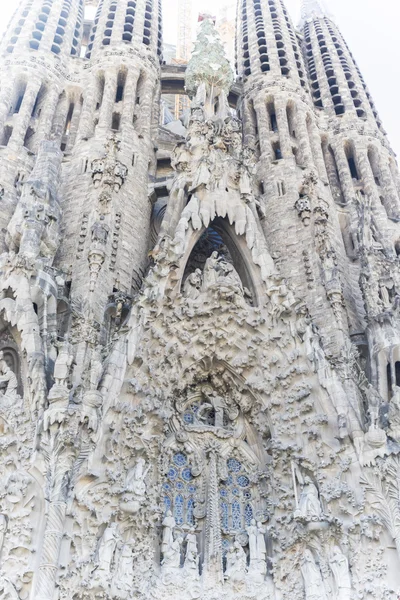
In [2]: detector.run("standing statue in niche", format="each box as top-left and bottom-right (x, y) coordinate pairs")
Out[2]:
(225, 542), (247, 583)
(161, 510), (177, 556)
(95, 522), (118, 578)
(53, 339), (74, 388)
(295, 475), (323, 521)
(184, 529), (199, 572)
(162, 535), (183, 570)
(125, 457), (149, 499)
(112, 543), (136, 599)
(329, 547), (352, 600)
(0, 514), (7, 560)
(183, 269), (203, 300)
(364, 383), (384, 429)
(301, 549), (328, 600)
(389, 385), (400, 437)
(0, 353), (18, 399)
(247, 519), (267, 579)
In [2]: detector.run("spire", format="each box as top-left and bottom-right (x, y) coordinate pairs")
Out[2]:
(301, 0), (331, 22)
(185, 16), (234, 101)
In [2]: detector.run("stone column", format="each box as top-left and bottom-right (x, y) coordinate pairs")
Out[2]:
(0, 74), (16, 135)
(322, 141), (344, 204)
(66, 96), (83, 151)
(295, 107), (313, 168)
(98, 70), (118, 131)
(121, 69), (140, 129)
(254, 99), (273, 162)
(77, 74), (98, 141)
(275, 97), (292, 159)
(306, 116), (328, 180)
(34, 86), (61, 145)
(331, 141), (355, 205)
(9, 79), (42, 150)
(51, 93), (70, 144)
(379, 157), (400, 217)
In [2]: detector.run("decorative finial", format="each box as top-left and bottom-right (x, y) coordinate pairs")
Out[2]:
(185, 15), (234, 101)
(300, 0), (330, 21)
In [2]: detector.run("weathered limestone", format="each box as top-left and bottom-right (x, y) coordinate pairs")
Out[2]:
(0, 1), (400, 599)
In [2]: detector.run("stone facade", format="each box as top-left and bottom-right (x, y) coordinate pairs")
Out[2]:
(0, 0), (400, 599)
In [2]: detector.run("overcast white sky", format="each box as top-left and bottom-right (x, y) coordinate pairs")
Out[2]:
(1, 0), (399, 156)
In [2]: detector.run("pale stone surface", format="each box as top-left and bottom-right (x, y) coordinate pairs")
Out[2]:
(0, 1), (400, 599)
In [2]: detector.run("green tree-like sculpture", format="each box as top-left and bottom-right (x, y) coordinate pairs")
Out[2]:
(185, 16), (234, 122)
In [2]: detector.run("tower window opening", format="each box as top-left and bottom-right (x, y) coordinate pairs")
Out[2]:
(64, 102), (75, 136)
(14, 83), (27, 114)
(115, 70), (127, 103)
(348, 157), (359, 180)
(388, 363), (393, 397)
(277, 181), (286, 196)
(267, 100), (278, 133)
(1, 126), (13, 147)
(111, 112), (121, 131)
(273, 142), (282, 161)
(23, 126), (35, 150)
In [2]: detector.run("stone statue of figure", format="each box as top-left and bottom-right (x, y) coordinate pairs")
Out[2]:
(389, 386), (400, 432)
(298, 477), (322, 521)
(184, 529), (199, 571)
(0, 514), (7, 558)
(247, 519), (267, 577)
(329, 547), (352, 600)
(162, 536), (183, 570)
(125, 457), (149, 498)
(53, 340), (74, 387)
(0, 354), (18, 399)
(113, 543), (135, 598)
(97, 522), (118, 574)
(365, 383), (383, 429)
(183, 269), (203, 300)
(202, 251), (220, 291)
(89, 346), (103, 391)
(91, 218), (109, 245)
(301, 549), (327, 600)
(225, 542), (247, 582)
(161, 510), (176, 555)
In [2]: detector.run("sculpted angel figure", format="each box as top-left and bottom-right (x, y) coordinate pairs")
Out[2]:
(301, 549), (327, 600)
(53, 339), (74, 387)
(296, 475), (323, 521)
(0, 354), (18, 398)
(329, 547), (352, 600)
(125, 457), (149, 498)
(161, 510), (176, 555)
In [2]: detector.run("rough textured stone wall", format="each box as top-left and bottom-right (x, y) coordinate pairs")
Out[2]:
(0, 1), (400, 600)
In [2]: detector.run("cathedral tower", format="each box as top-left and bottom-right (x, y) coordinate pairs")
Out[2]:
(1, 1), (400, 600)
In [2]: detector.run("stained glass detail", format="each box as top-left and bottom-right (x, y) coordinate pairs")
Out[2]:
(220, 501), (229, 529)
(187, 497), (195, 525)
(227, 458), (242, 473)
(164, 495), (171, 514)
(174, 453), (187, 467)
(182, 468), (193, 482)
(168, 467), (178, 481)
(175, 494), (184, 525)
(221, 457), (255, 532)
(164, 453), (196, 526)
(232, 500), (241, 530)
(244, 503), (254, 526)
(237, 475), (250, 488)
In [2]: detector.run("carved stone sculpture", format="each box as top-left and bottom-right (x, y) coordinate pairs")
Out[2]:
(297, 477), (323, 521)
(329, 547), (352, 600)
(301, 549), (327, 600)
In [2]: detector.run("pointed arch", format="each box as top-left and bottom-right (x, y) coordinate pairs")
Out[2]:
(174, 217), (269, 306)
